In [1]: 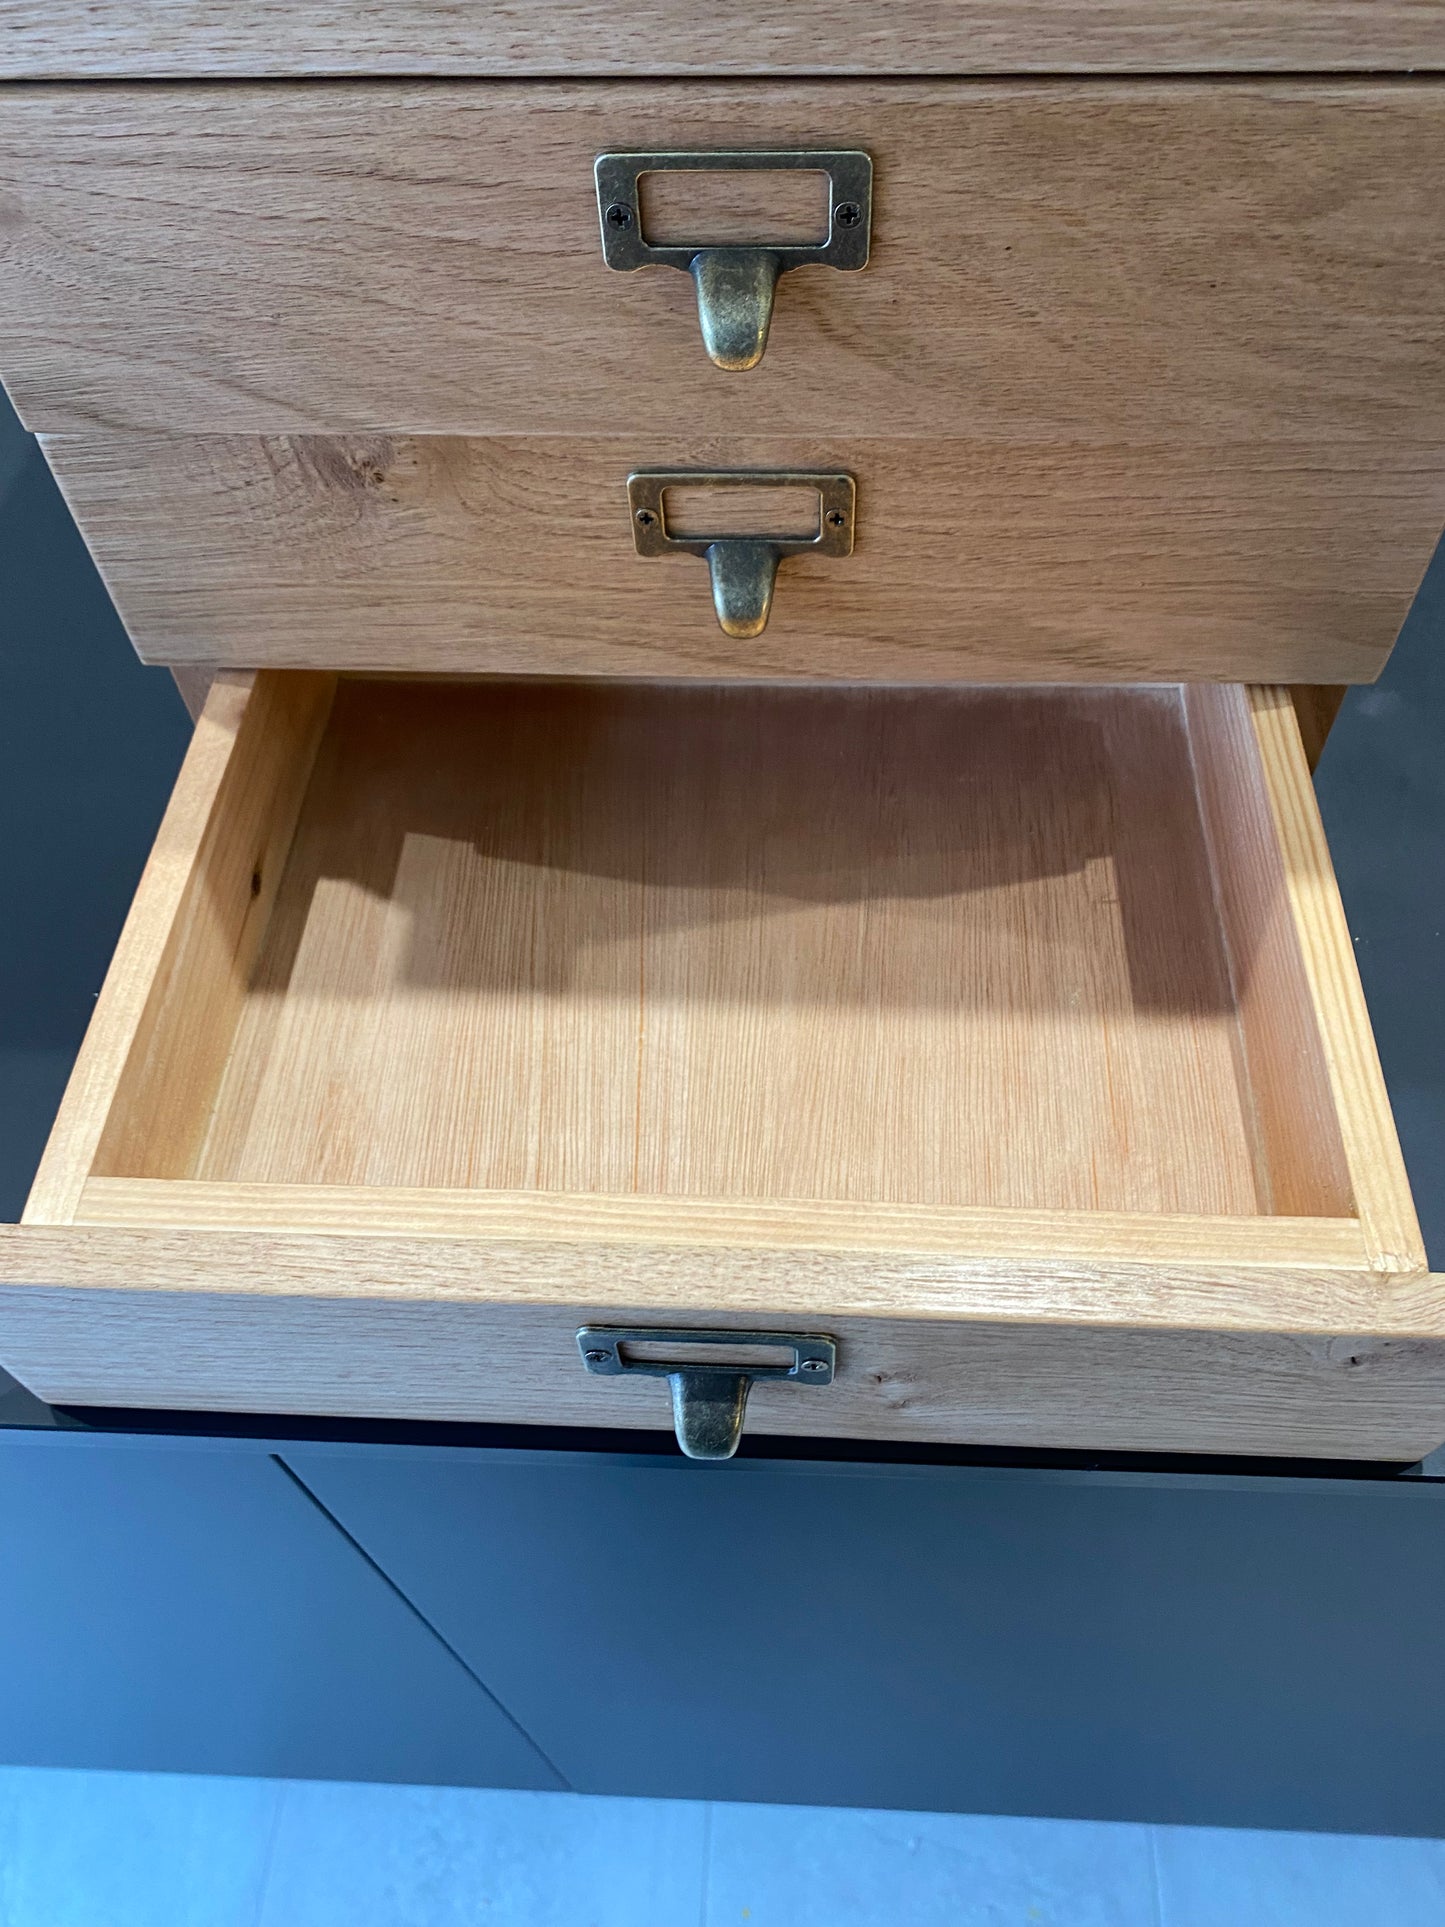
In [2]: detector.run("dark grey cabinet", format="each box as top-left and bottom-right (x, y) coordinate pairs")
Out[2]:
(4, 1426), (1445, 1829)
(285, 1446), (1445, 1833)
(0, 1433), (559, 1790)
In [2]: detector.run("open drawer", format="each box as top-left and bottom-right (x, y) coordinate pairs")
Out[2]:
(1, 673), (1442, 1459)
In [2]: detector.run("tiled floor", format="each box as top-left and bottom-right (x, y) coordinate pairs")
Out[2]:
(0, 1770), (1442, 1926)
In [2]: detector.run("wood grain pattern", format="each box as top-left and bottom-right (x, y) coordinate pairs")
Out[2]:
(18, 671), (1418, 1239)
(1, 1), (1440, 79)
(26, 671), (336, 1220)
(89, 673), (337, 1185)
(41, 432), (1443, 683)
(9, 1189), (1434, 1332)
(2, 1258), (1444, 1458)
(21, 674), (254, 1222)
(1244, 685), (1424, 1274)
(5, 670), (1438, 1456)
(183, 681), (1283, 1215)
(74, 1178), (1372, 1280)
(1185, 682), (1355, 1223)
(2, 83), (1443, 448)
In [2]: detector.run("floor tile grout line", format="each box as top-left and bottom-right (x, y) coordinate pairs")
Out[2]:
(270, 1454), (576, 1793)
(249, 1780), (290, 1927)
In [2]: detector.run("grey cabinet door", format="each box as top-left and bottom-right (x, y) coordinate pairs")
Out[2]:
(286, 1447), (1445, 1832)
(0, 1435), (561, 1789)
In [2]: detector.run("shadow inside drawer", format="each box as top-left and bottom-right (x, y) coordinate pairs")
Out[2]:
(97, 678), (1352, 1223)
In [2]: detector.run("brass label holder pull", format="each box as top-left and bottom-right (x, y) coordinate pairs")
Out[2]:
(595, 149), (872, 370)
(577, 1327), (838, 1460)
(627, 469), (855, 639)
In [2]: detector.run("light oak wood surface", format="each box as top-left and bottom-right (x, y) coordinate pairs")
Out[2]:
(42, 433), (1442, 683)
(182, 681), (1294, 1215)
(1, 671), (1437, 1457)
(3, 1268), (1445, 1459)
(1, 1), (1440, 78)
(2, 83), (1442, 448)
(89, 674), (337, 1191)
(18, 676), (296, 1226)
(1189, 687), (1420, 1274)
(1185, 684), (1353, 1225)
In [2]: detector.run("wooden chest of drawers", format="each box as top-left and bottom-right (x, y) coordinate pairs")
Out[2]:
(1, 7), (1443, 1458)
(4, 81), (1444, 680)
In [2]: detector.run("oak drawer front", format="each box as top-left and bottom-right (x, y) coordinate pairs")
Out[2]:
(7, 79), (1443, 685)
(1, 672), (1440, 1458)
(4, 82), (1442, 446)
(42, 432), (1445, 684)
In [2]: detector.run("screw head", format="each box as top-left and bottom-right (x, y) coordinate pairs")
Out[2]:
(825, 508), (847, 529)
(583, 1348), (613, 1365)
(605, 202), (633, 230)
(635, 507), (658, 528)
(834, 202), (862, 229)
(799, 1357), (830, 1376)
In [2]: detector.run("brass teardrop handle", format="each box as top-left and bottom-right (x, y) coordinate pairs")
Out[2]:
(627, 470), (856, 639)
(596, 150), (873, 371)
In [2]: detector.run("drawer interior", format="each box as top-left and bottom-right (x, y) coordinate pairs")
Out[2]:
(59, 676), (1366, 1226)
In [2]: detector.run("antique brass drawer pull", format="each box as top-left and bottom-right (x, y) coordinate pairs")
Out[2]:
(627, 468), (855, 638)
(595, 149), (872, 370)
(577, 1327), (838, 1459)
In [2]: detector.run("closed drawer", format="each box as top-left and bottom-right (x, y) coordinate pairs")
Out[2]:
(6, 80), (1444, 684)
(39, 431), (1445, 684)
(5, 82), (1443, 446)
(1, 672), (1441, 1458)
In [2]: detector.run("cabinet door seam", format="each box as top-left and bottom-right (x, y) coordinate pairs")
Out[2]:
(271, 1452), (575, 1792)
